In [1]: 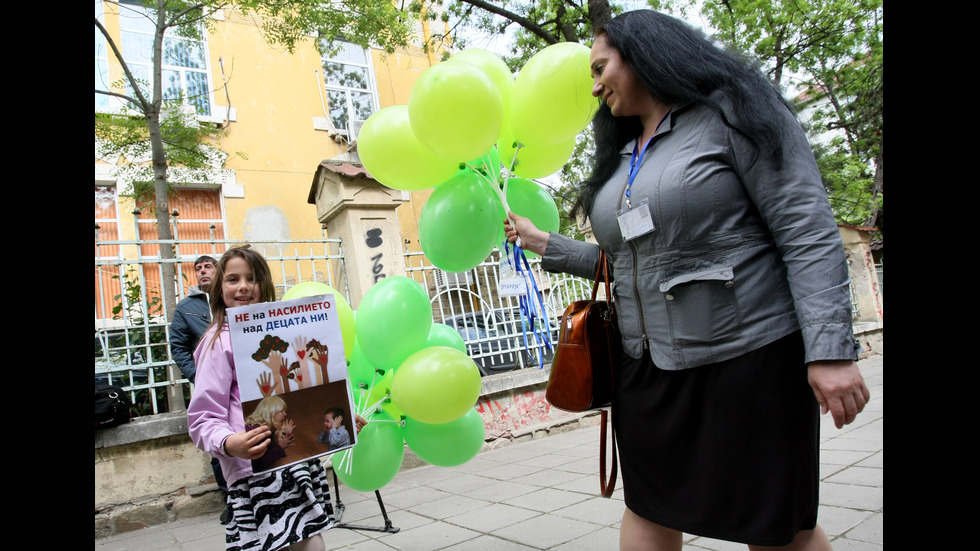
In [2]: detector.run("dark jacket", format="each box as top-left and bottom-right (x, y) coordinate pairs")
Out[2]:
(169, 287), (211, 382)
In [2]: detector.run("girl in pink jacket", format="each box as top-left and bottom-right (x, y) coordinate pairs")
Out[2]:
(188, 247), (334, 551)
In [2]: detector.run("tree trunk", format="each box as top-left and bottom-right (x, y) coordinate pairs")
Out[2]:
(149, 1), (178, 323)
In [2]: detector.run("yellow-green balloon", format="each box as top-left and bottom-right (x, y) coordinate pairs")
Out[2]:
(357, 105), (459, 191)
(497, 131), (577, 179)
(391, 346), (482, 424)
(281, 281), (355, 359)
(451, 48), (514, 115)
(409, 60), (504, 162)
(511, 42), (598, 147)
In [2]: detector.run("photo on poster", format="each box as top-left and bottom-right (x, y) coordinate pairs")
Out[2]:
(228, 293), (357, 474)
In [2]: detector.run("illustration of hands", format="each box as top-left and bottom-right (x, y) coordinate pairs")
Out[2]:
(257, 350), (288, 394)
(306, 338), (329, 385)
(257, 372), (273, 397)
(253, 335), (290, 394)
(290, 335), (312, 390)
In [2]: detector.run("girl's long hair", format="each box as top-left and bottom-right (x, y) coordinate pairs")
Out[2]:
(246, 395), (287, 429)
(572, 9), (797, 217)
(201, 246), (277, 352)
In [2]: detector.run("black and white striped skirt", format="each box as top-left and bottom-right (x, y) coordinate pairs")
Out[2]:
(225, 460), (335, 550)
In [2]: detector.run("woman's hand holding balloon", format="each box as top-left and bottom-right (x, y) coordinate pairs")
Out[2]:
(505, 211), (550, 256)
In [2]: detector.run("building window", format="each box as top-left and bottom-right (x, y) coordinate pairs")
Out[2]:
(320, 40), (377, 133)
(114, 0), (212, 116)
(134, 188), (226, 297)
(95, 185), (122, 321)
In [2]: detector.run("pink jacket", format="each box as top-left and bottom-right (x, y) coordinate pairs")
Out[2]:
(187, 323), (254, 487)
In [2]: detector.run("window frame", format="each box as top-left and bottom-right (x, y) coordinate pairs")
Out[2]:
(319, 39), (380, 135)
(96, 0), (216, 118)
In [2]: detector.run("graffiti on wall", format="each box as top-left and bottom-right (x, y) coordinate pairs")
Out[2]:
(476, 389), (568, 439)
(863, 248), (883, 320)
(365, 227), (387, 283)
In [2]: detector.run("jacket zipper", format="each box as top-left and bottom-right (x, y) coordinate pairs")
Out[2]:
(618, 156), (652, 352)
(628, 238), (650, 350)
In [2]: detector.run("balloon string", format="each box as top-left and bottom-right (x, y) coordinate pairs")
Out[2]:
(502, 142), (523, 216)
(462, 160), (511, 215)
(362, 369), (381, 414)
(362, 392), (390, 416)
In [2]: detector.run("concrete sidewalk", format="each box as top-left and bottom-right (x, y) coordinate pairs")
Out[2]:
(95, 356), (882, 550)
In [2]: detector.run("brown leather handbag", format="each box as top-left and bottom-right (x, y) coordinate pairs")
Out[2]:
(546, 250), (619, 497)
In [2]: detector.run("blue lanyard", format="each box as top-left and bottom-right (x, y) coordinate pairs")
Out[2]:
(504, 242), (553, 369)
(625, 110), (671, 209)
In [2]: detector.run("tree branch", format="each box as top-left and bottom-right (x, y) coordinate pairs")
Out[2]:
(461, 0), (560, 44)
(96, 17), (153, 112)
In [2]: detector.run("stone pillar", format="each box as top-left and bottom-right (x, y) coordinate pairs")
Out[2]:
(574, 210), (598, 245)
(838, 225), (883, 325)
(308, 162), (409, 309)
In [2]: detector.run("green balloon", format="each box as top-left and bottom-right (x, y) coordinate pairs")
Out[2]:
(419, 169), (501, 273)
(511, 42), (597, 147)
(506, 177), (561, 259)
(409, 60), (504, 162)
(424, 323), (467, 353)
(347, 341), (379, 387)
(282, 281), (356, 359)
(402, 409), (486, 467)
(391, 346), (482, 424)
(333, 410), (404, 493)
(355, 276), (433, 372)
(358, 105), (459, 191)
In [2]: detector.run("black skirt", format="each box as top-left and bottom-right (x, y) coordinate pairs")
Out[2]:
(612, 331), (819, 546)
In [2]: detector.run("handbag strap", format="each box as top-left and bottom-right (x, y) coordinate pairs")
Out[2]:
(590, 250), (613, 305)
(594, 249), (618, 498)
(599, 409), (618, 497)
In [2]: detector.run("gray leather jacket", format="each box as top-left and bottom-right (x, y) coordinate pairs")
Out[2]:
(543, 97), (859, 370)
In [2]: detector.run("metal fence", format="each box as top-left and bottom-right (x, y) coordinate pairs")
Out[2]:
(94, 233), (588, 416)
(876, 261), (883, 302)
(403, 248), (594, 376)
(95, 226), (348, 417)
(96, 220), (880, 419)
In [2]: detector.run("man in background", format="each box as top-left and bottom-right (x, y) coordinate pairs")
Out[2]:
(169, 255), (231, 524)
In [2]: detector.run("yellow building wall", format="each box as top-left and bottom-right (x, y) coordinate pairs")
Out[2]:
(97, 4), (451, 256)
(209, 9), (360, 242)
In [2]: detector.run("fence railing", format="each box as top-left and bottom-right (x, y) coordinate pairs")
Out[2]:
(403, 248), (594, 376)
(95, 228), (348, 417)
(876, 261), (883, 303)
(96, 224), (881, 419)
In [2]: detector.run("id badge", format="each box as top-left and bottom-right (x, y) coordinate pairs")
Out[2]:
(499, 246), (527, 297)
(617, 199), (655, 241)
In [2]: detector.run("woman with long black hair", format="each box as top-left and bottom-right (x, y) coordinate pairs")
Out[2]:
(506, 10), (869, 550)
